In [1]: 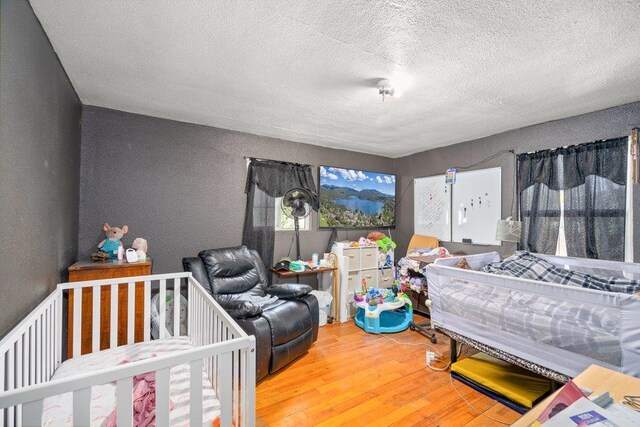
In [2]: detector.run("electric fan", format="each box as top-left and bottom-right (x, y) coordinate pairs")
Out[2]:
(281, 187), (312, 260)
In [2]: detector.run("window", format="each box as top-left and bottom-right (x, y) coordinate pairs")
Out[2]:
(555, 173), (632, 261)
(246, 158), (312, 231)
(518, 137), (632, 261)
(275, 197), (311, 231)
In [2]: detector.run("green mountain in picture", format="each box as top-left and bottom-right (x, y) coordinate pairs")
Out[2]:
(319, 185), (395, 228)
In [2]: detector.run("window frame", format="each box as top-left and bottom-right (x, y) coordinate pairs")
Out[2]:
(274, 196), (311, 232)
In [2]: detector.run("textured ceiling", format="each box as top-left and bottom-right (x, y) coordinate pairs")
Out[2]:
(30, 0), (640, 157)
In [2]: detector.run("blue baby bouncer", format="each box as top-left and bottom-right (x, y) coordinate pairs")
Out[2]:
(353, 289), (413, 334)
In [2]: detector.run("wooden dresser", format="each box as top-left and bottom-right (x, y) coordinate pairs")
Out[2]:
(67, 258), (152, 357)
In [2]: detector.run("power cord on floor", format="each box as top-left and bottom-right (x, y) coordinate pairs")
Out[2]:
(426, 352), (451, 371)
(425, 342), (465, 371)
(379, 335), (465, 372)
(379, 334), (444, 357)
(449, 375), (512, 425)
(381, 333), (513, 424)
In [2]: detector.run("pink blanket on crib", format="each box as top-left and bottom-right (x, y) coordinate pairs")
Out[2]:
(41, 337), (220, 426)
(105, 357), (174, 427)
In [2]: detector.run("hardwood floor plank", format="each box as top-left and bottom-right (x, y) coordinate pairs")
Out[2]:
(256, 317), (522, 426)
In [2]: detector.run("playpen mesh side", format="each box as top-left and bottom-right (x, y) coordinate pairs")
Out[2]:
(438, 277), (622, 366)
(427, 256), (640, 377)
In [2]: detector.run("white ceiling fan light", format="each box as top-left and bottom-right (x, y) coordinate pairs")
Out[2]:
(377, 79), (403, 101)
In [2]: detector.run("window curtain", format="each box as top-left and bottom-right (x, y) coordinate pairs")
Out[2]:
(242, 159), (319, 276)
(518, 137), (627, 260)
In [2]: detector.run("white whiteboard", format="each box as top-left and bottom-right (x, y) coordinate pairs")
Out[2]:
(451, 167), (501, 245)
(414, 175), (452, 241)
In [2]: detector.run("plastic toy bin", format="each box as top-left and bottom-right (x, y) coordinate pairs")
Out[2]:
(310, 290), (333, 326)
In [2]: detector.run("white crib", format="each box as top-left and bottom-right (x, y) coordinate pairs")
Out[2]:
(0, 272), (255, 426)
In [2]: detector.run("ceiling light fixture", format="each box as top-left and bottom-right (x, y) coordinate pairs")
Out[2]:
(377, 79), (403, 101)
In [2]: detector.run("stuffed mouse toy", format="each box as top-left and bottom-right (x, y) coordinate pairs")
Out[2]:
(97, 223), (128, 259)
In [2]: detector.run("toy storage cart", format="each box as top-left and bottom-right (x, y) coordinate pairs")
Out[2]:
(354, 296), (413, 334)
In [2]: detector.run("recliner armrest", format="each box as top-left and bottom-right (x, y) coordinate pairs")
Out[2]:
(266, 284), (312, 299)
(215, 298), (263, 319)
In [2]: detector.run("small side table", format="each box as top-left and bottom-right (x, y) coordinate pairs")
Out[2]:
(270, 266), (338, 321)
(269, 266), (337, 280)
(67, 258), (152, 358)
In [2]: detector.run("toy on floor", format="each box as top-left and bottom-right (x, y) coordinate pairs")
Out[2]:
(352, 283), (413, 334)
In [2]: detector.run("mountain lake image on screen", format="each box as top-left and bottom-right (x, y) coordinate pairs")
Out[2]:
(319, 166), (396, 228)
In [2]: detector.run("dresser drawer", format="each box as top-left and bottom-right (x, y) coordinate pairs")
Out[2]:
(346, 271), (360, 293)
(361, 248), (378, 269)
(344, 248), (361, 271)
(378, 269), (393, 288)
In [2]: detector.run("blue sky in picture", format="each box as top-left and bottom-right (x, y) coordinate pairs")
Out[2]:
(320, 166), (396, 196)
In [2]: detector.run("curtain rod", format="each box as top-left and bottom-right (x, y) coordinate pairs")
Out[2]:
(522, 133), (632, 155)
(243, 156), (315, 168)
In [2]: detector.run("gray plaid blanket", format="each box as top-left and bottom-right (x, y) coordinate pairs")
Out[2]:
(482, 251), (640, 294)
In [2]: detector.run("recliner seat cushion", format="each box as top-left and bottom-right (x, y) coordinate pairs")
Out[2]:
(261, 301), (313, 346)
(199, 246), (267, 296)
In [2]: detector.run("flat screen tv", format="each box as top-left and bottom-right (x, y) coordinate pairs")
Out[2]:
(319, 166), (396, 228)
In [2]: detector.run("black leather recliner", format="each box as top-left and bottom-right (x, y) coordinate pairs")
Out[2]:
(183, 245), (319, 381)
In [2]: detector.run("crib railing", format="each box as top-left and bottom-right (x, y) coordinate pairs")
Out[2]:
(0, 272), (256, 426)
(0, 289), (62, 426)
(187, 276), (256, 426)
(65, 272), (192, 357)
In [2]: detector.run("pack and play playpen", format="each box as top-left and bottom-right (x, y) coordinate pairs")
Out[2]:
(427, 252), (640, 382)
(0, 272), (255, 426)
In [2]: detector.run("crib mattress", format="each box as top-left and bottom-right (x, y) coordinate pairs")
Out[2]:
(42, 337), (219, 426)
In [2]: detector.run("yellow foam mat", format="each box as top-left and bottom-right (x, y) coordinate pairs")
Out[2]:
(451, 353), (551, 408)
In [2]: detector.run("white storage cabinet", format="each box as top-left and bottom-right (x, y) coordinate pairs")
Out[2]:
(331, 242), (394, 322)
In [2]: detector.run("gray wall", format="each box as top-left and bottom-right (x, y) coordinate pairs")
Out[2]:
(0, 0), (82, 336)
(394, 101), (640, 261)
(78, 106), (393, 277)
(81, 101), (640, 281)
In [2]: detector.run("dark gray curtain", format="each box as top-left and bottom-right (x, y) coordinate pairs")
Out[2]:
(518, 137), (627, 260)
(520, 183), (562, 255)
(242, 159), (319, 275)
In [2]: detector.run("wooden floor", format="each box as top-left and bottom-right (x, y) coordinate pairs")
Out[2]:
(256, 315), (522, 426)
